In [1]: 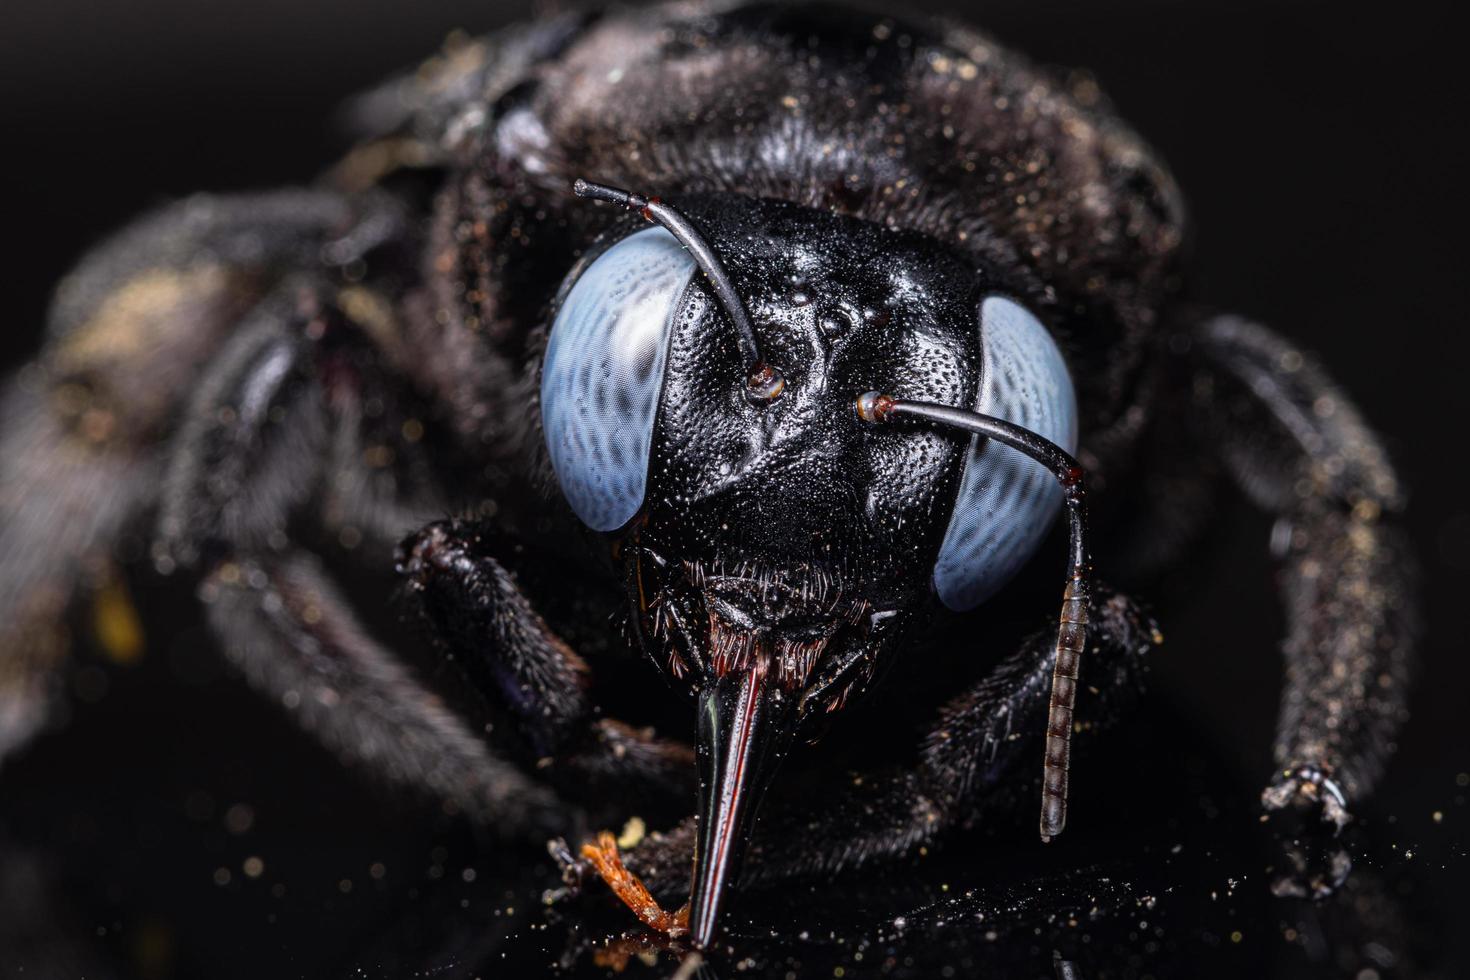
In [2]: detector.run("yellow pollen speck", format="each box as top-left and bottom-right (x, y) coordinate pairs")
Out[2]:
(616, 816), (646, 849)
(94, 574), (144, 665)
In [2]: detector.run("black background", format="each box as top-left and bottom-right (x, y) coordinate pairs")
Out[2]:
(1, 1), (1465, 977)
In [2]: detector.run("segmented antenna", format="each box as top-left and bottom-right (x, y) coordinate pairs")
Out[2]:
(855, 392), (1091, 842)
(572, 178), (784, 401)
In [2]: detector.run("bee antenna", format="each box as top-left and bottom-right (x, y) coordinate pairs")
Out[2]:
(572, 178), (783, 401)
(855, 392), (1091, 844)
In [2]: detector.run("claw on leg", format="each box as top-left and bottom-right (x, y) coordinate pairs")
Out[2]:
(1262, 764), (1353, 899)
(1261, 764), (1350, 831)
(579, 831), (690, 936)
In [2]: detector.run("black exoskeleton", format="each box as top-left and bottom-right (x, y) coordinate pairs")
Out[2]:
(0, 0), (1414, 950)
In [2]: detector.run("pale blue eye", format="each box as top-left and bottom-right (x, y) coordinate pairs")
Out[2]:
(541, 227), (697, 531)
(933, 296), (1079, 610)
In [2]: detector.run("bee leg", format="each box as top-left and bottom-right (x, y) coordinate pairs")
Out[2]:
(0, 193), (360, 765)
(150, 283), (577, 829)
(153, 299), (329, 569)
(1188, 314), (1415, 895)
(201, 549), (565, 834)
(155, 275), (453, 563)
(396, 519), (696, 810)
(611, 589), (1157, 901)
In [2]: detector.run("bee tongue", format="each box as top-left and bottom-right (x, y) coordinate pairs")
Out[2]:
(688, 660), (798, 948)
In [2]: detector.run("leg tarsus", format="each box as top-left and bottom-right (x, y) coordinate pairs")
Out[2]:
(1261, 763), (1350, 831)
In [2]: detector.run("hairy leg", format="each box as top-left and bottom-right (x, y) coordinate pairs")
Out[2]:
(154, 293), (330, 569)
(147, 284), (607, 831)
(396, 519), (695, 809)
(1189, 315), (1417, 896)
(155, 274), (455, 569)
(576, 589), (1159, 900)
(0, 189), (415, 765)
(1189, 315), (1415, 828)
(202, 549), (564, 834)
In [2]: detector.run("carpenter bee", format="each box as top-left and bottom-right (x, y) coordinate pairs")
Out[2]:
(0, 0), (1414, 953)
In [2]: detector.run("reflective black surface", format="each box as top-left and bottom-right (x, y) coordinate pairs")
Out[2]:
(2, 614), (1457, 977)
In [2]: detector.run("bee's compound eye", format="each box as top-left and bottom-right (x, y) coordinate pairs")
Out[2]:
(933, 296), (1079, 610)
(541, 227), (696, 531)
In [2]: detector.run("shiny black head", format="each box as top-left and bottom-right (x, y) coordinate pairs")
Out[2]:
(541, 181), (1078, 945)
(643, 190), (985, 650)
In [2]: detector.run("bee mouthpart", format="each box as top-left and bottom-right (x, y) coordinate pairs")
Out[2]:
(688, 658), (798, 948)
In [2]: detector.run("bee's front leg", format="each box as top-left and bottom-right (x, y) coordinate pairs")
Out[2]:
(396, 518), (695, 812)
